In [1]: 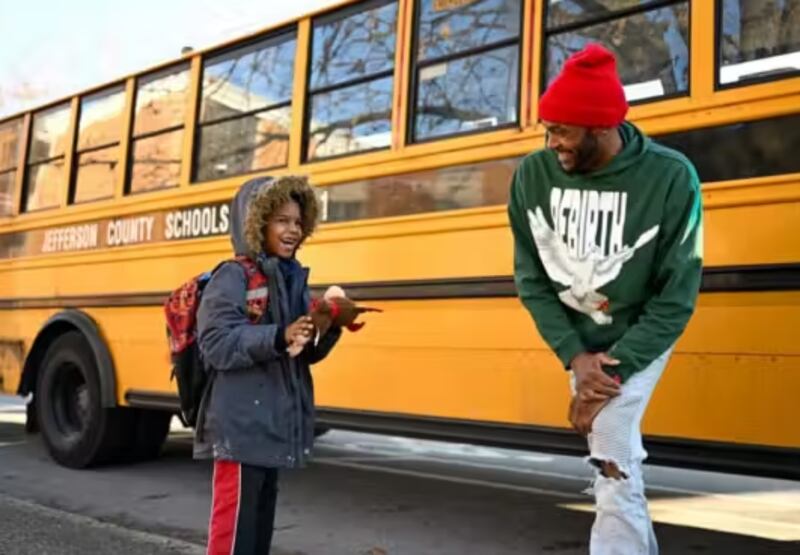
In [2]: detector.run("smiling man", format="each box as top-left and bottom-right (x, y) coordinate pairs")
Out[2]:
(508, 44), (703, 555)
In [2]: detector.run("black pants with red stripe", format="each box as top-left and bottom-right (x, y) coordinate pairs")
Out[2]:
(207, 460), (279, 555)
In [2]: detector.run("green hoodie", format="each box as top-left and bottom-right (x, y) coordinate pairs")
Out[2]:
(508, 122), (703, 382)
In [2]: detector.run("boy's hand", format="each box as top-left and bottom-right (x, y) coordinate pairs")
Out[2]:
(284, 316), (314, 347)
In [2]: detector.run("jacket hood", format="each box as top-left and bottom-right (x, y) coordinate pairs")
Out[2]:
(229, 177), (272, 256)
(598, 121), (649, 177)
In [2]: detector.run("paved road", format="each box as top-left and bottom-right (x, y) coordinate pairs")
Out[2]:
(1, 395), (799, 554)
(0, 493), (202, 555)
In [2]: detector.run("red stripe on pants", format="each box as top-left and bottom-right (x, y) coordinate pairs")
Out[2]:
(207, 460), (241, 555)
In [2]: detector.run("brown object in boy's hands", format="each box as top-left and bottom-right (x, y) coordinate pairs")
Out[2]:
(309, 286), (382, 338)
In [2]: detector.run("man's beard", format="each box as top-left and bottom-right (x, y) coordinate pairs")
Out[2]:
(566, 132), (601, 174)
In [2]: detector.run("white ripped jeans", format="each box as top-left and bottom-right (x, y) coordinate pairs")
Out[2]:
(571, 349), (671, 555)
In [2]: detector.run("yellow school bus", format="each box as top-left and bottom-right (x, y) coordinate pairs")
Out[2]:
(1, 0), (799, 473)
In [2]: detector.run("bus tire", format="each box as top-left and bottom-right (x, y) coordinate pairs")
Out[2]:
(126, 409), (172, 462)
(36, 331), (127, 468)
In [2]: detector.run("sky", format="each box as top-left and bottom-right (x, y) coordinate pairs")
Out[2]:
(0, 0), (339, 119)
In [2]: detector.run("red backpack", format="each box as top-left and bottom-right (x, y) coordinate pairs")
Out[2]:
(164, 256), (267, 426)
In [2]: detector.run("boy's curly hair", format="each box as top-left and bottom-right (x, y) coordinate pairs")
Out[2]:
(244, 175), (320, 256)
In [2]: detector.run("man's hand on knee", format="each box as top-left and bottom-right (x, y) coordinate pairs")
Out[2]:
(568, 393), (608, 436)
(570, 352), (622, 399)
(568, 352), (622, 435)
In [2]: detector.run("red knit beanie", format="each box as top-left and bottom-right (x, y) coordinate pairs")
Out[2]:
(539, 44), (628, 128)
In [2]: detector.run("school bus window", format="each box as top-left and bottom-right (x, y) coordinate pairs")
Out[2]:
(718, 0), (800, 86)
(411, 0), (521, 142)
(656, 112), (800, 183)
(129, 64), (190, 193)
(23, 103), (71, 212)
(77, 86), (125, 150)
(0, 172), (14, 217)
(195, 33), (296, 182)
(322, 157), (518, 223)
(546, 0), (648, 27)
(133, 64), (190, 136)
(0, 118), (23, 217)
(306, 0), (398, 160)
(543, 0), (690, 103)
(72, 85), (125, 204)
(0, 118), (23, 172)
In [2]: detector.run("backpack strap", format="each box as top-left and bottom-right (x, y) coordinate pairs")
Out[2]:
(233, 255), (269, 323)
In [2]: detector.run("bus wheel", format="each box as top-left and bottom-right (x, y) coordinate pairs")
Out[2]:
(36, 331), (125, 468)
(126, 409), (172, 461)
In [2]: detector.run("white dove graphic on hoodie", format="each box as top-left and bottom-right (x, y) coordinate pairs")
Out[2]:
(527, 206), (659, 325)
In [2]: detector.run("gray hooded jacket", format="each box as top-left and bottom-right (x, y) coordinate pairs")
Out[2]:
(194, 177), (341, 468)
